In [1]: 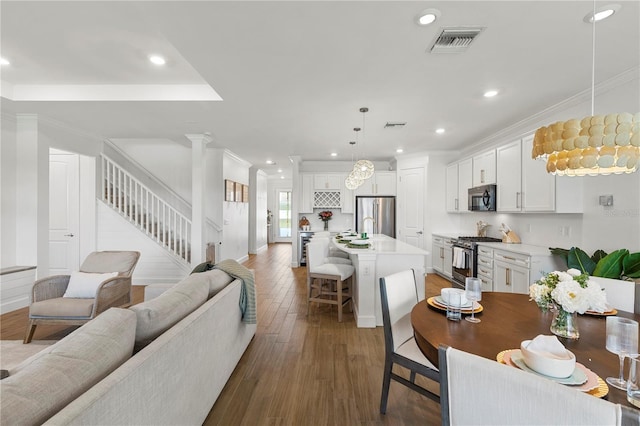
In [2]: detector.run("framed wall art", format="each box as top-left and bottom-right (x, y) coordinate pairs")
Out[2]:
(225, 179), (235, 201)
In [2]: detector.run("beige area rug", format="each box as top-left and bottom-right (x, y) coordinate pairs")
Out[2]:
(1, 340), (57, 371)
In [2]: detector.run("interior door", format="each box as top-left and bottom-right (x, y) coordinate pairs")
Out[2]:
(49, 151), (80, 274)
(398, 167), (424, 248)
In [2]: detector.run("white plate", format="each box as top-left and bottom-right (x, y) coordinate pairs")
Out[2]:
(510, 350), (588, 385)
(350, 239), (370, 245)
(338, 236), (357, 241)
(433, 295), (473, 309)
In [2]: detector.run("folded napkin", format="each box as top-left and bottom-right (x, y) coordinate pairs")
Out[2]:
(525, 335), (572, 360)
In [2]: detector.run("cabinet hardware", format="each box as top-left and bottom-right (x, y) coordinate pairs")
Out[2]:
(440, 247), (444, 259)
(455, 198), (459, 211)
(64, 233), (75, 237)
(503, 256), (516, 261)
(516, 192), (521, 209)
(506, 268), (511, 286)
(481, 169), (485, 184)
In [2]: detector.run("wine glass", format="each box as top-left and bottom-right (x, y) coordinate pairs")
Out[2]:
(465, 277), (482, 324)
(606, 316), (639, 390)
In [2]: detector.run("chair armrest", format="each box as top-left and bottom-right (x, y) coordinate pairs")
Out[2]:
(94, 276), (132, 314)
(32, 275), (71, 302)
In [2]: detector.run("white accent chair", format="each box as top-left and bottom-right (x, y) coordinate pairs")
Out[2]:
(379, 269), (439, 414)
(591, 276), (640, 313)
(306, 240), (353, 322)
(438, 345), (636, 426)
(24, 251), (140, 343)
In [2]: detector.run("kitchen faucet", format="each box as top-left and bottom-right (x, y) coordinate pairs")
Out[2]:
(363, 216), (375, 233)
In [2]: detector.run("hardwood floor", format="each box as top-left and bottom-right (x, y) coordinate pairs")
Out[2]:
(0, 243), (451, 425)
(205, 243), (448, 425)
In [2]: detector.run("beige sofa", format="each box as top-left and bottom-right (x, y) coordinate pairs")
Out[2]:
(1, 268), (257, 425)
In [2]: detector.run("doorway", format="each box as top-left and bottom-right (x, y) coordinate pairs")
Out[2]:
(274, 189), (292, 242)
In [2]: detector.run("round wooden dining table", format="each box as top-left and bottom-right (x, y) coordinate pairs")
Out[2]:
(411, 292), (640, 407)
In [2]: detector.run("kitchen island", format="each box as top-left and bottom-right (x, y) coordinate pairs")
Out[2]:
(332, 234), (429, 328)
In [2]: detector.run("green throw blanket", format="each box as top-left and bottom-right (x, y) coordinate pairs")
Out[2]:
(213, 259), (257, 324)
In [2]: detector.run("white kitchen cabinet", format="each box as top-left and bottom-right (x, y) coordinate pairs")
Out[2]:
(432, 234), (454, 279)
(355, 171), (396, 196)
(314, 174), (342, 190)
(445, 159), (472, 213)
(496, 135), (582, 213)
(300, 173), (314, 213)
(494, 259), (530, 294)
(476, 246), (494, 292)
(340, 174), (354, 214)
(473, 150), (496, 186)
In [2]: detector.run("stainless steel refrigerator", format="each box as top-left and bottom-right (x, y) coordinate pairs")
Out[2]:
(355, 196), (396, 238)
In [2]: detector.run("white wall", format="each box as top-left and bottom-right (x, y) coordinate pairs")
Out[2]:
(249, 169), (268, 254)
(1, 115), (17, 267)
(221, 151), (250, 262)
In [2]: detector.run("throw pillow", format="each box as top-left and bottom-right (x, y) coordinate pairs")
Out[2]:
(63, 271), (118, 298)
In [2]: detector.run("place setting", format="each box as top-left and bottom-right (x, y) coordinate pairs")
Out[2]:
(427, 278), (484, 320)
(496, 334), (609, 398)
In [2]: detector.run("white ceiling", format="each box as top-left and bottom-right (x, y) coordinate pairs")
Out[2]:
(2, 1), (639, 177)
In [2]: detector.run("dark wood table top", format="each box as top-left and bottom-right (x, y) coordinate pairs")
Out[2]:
(411, 292), (640, 407)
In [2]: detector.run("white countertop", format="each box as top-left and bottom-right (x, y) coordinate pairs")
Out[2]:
(333, 234), (429, 255)
(432, 232), (459, 240)
(475, 242), (554, 256)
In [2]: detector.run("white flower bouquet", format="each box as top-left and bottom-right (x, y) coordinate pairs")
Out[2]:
(529, 268), (608, 314)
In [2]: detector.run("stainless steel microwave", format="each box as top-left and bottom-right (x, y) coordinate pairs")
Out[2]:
(468, 184), (497, 211)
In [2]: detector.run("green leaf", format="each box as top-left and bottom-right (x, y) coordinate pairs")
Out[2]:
(593, 249), (628, 278)
(623, 252), (640, 278)
(591, 250), (608, 263)
(549, 247), (570, 262)
(568, 247), (596, 274)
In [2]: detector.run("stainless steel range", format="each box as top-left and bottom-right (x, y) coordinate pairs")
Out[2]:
(451, 236), (502, 289)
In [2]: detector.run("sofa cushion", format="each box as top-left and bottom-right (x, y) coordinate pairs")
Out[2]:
(29, 297), (95, 318)
(200, 269), (234, 298)
(0, 308), (136, 426)
(129, 274), (209, 348)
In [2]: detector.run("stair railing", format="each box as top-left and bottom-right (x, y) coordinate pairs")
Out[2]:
(101, 155), (191, 263)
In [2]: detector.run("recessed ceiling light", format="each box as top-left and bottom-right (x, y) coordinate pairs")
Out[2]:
(277, 169), (283, 173)
(330, 152), (338, 157)
(436, 128), (446, 134)
(149, 55), (166, 66)
(280, 176), (285, 179)
(416, 8), (441, 26)
(483, 90), (499, 98)
(583, 4), (621, 23)
(396, 148), (404, 153)
(0, 57), (10, 66)
(266, 160), (274, 165)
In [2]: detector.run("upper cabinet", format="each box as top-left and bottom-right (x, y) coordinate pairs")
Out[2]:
(354, 171), (396, 196)
(340, 174), (354, 214)
(496, 134), (583, 213)
(300, 173), (314, 213)
(313, 174), (342, 190)
(445, 159), (472, 213)
(472, 150), (496, 186)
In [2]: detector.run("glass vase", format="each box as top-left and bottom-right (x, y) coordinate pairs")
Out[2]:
(550, 306), (580, 340)
(324, 221), (329, 231)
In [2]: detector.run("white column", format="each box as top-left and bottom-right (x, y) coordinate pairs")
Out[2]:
(290, 156), (301, 267)
(185, 134), (211, 265)
(15, 114), (49, 278)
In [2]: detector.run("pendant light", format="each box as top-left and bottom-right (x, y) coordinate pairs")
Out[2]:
(532, 2), (639, 176)
(351, 107), (375, 180)
(345, 141), (363, 189)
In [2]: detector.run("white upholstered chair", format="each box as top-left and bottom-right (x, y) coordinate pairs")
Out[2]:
(24, 251), (140, 343)
(379, 269), (439, 414)
(438, 345), (636, 426)
(310, 234), (350, 260)
(591, 276), (640, 313)
(306, 240), (353, 322)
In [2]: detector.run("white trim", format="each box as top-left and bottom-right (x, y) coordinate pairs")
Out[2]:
(223, 149), (253, 168)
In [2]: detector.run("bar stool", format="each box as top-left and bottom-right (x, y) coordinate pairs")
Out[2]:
(306, 239), (354, 322)
(310, 235), (350, 260)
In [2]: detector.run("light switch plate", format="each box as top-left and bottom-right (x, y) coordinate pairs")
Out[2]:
(599, 195), (613, 206)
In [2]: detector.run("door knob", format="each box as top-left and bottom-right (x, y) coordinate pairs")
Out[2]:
(416, 231), (423, 235)
(64, 233), (75, 237)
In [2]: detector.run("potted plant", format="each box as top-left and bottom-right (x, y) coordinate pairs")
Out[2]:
(550, 247), (640, 281)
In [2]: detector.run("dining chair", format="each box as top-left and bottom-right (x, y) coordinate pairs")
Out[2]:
(438, 344), (636, 426)
(306, 240), (353, 322)
(591, 276), (640, 313)
(379, 269), (439, 414)
(24, 251), (140, 343)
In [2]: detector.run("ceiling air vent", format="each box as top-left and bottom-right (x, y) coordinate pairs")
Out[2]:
(384, 122), (407, 129)
(429, 27), (484, 53)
